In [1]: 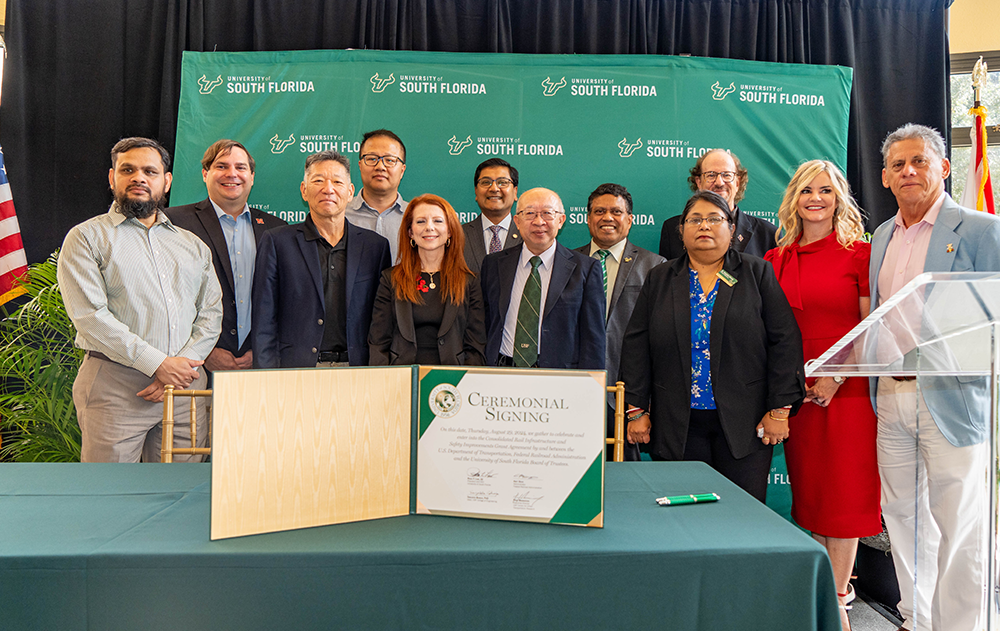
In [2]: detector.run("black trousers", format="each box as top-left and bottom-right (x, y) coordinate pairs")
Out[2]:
(653, 408), (772, 502)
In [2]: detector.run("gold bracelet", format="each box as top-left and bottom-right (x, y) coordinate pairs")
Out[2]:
(769, 412), (789, 422)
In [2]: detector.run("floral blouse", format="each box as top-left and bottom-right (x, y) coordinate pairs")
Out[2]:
(689, 267), (718, 409)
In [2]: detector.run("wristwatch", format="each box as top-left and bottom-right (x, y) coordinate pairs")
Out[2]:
(832, 375), (845, 384)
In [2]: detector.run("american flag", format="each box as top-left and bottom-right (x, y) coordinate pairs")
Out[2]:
(0, 148), (28, 305)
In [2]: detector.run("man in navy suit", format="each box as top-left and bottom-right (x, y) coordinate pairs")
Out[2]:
(252, 151), (391, 368)
(166, 139), (286, 374)
(870, 123), (1000, 631)
(480, 187), (605, 370)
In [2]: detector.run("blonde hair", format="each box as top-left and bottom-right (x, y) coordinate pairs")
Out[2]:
(775, 160), (865, 249)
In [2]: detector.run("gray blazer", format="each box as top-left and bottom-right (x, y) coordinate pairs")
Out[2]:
(462, 215), (521, 275)
(870, 194), (1000, 446)
(574, 240), (666, 408)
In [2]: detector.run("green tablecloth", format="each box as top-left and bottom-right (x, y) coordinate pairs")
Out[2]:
(0, 462), (839, 630)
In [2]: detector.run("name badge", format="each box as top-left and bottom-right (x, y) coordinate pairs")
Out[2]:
(717, 270), (737, 287)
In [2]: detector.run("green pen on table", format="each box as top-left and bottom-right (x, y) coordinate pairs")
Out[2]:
(655, 493), (720, 506)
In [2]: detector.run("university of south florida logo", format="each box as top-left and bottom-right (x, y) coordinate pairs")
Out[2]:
(198, 74), (223, 94)
(429, 384), (462, 418)
(270, 134), (295, 154)
(447, 135), (473, 155)
(370, 72), (396, 93)
(618, 137), (643, 157)
(711, 81), (737, 100)
(541, 76), (567, 96)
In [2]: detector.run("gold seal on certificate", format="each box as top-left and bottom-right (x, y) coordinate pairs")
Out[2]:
(415, 367), (606, 527)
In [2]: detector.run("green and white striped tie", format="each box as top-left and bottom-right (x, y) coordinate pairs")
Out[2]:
(513, 256), (542, 368)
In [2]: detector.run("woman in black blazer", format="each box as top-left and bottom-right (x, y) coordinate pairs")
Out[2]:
(368, 194), (486, 366)
(620, 191), (804, 501)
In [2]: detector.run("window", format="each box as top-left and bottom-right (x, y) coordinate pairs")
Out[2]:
(950, 52), (1000, 206)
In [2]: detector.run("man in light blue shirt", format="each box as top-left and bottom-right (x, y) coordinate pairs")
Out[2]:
(345, 129), (408, 262)
(167, 140), (286, 373)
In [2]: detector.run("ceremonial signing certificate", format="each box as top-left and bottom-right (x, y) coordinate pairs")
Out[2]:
(415, 367), (605, 527)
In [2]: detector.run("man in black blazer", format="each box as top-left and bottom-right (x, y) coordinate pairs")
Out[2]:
(462, 158), (521, 275)
(252, 151), (391, 368)
(658, 149), (777, 260)
(481, 187), (605, 370)
(574, 183), (665, 460)
(166, 139), (286, 373)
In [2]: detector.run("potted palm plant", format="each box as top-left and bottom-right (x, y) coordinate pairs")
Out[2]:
(0, 251), (82, 461)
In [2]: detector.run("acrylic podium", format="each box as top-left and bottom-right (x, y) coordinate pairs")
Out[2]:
(806, 271), (1000, 631)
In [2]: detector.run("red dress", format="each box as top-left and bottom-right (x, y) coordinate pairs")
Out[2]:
(765, 233), (881, 537)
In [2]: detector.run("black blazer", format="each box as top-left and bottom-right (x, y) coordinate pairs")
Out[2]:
(572, 240), (666, 407)
(252, 220), (391, 368)
(368, 269), (486, 366)
(659, 207), (777, 261)
(620, 250), (804, 460)
(481, 242), (606, 370)
(165, 198), (287, 356)
(461, 216), (521, 275)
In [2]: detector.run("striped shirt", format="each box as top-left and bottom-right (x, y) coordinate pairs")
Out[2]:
(57, 204), (223, 377)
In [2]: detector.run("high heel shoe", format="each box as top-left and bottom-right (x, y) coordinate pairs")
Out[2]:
(837, 587), (853, 631)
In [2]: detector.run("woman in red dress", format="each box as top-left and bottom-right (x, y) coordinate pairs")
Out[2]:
(764, 160), (880, 631)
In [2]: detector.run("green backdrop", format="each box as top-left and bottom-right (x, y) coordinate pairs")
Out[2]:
(173, 49), (852, 254)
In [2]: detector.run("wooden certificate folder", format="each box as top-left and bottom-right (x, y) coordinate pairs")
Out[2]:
(211, 367), (413, 540)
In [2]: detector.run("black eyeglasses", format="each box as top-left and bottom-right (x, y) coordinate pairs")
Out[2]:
(700, 171), (736, 183)
(476, 177), (514, 189)
(361, 154), (404, 167)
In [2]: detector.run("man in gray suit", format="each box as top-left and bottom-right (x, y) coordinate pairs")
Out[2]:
(870, 123), (1000, 631)
(575, 183), (665, 461)
(462, 158), (521, 275)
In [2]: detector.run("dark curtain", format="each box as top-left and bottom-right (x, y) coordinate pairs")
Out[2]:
(2, 0), (949, 263)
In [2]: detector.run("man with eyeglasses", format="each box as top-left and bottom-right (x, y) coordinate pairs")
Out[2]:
(574, 183), (665, 460)
(462, 158), (522, 275)
(346, 129), (409, 262)
(658, 149), (776, 260)
(480, 187), (605, 370)
(869, 124), (1000, 631)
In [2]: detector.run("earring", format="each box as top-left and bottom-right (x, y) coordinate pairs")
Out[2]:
(410, 238), (416, 248)
(446, 238), (451, 248)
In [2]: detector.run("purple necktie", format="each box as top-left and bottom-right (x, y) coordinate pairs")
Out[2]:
(488, 225), (503, 254)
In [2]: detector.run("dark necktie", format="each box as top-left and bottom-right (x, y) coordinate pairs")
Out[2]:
(596, 249), (610, 297)
(513, 256), (542, 367)
(488, 225), (503, 254)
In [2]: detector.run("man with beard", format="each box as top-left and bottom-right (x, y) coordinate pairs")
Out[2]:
(58, 137), (222, 462)
(658, 149), (777, 260)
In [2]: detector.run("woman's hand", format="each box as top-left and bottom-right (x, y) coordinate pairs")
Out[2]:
(756, 410), (789, 446)
(627, 414), (651, 444)
(804, 377), (842, 407)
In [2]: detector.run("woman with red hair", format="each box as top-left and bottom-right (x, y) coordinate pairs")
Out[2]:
(368, 194), (486, 365)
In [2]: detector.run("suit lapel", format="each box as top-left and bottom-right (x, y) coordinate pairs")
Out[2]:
(670, 258), (692, 384)
(295, 227), (325, 305)
(709, 251), (740, 375)
(196, 199), (236, 294)
(869, 222), (892, 308)
(609, 241), (638, 317)
(504, 221), (521, 249)
(925, 198), (963, 272)
(438, 296), (459, 338)
(497, 247), (520, 320)
(344, 222), (362, 308)
(544, 245), (574, 318)
(465, 221), (487, 267)
(733, 208), (754, 253)
(250, 209), (270, 244)
(397, 295), (416, 342)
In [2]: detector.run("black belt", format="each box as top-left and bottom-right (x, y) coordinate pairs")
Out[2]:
(497, 354), (536, 368)
(892, 376), (917, 382)
(317, 350), (350, 363)
(86, 350), (114, 363)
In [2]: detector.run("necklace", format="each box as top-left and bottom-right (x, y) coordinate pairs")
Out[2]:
(427, 271), (438, 289)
